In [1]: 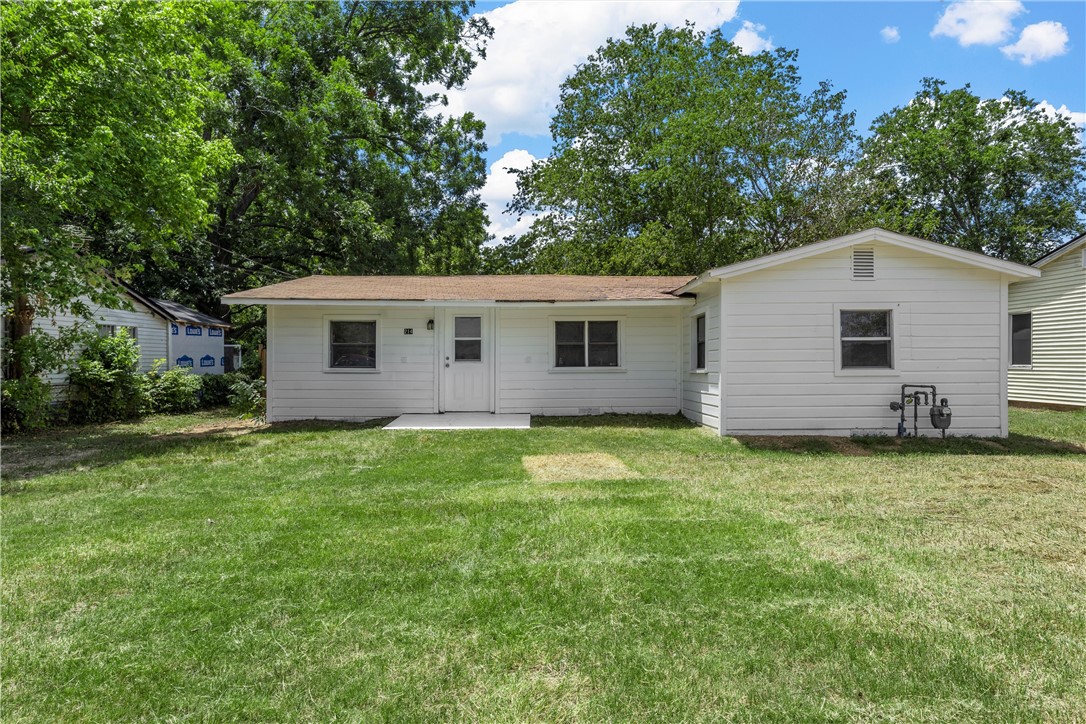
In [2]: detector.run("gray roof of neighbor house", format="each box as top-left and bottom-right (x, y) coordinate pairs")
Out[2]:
(222, 275), (697, 303)
(152, 298), (229, 327)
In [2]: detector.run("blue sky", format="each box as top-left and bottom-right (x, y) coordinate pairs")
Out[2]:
(446, 1), (1086, 239)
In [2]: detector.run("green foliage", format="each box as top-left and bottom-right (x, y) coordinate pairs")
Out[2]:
(506, 24), (858, 274)
(859, 79), (1086, 262)
(199, 372), (248, 408)
(142, 362), (202, 415)
(0, 376), (53, 434)
(3, 410), (1085, 720)
(1, 0), (235, 343)
(228, 377), (265, 420)
(68, 329), (146, 424)
(115, 1), (493, 341)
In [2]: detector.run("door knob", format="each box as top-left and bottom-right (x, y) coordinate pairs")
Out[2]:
(445, 363), (449, 367)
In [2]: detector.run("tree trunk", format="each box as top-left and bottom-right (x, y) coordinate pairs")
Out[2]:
(5, 293), (36, 380)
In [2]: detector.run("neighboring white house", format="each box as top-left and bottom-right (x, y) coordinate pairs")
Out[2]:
(28, 283), (229, 387)
(1008, 233), (1086, 409)
(223, 228), (1040, 437)
(153, 298), (231, 375)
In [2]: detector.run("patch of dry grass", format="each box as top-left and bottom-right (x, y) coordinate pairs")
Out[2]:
(522, 452), (641, 481)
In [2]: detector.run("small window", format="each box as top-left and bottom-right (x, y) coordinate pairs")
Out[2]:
(329, 320), (376, 369)
(454, 316), (482, 361)
(125, 325), (138, 341)
(840, 310), (892, 368)
(98, 324), (116, 337)
(694, 314), (706, 370)
(555, 321), (619, 368)
(1011, 313), (1032, 366)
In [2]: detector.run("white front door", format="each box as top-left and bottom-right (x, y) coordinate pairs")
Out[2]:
(442, 309), (492, 412)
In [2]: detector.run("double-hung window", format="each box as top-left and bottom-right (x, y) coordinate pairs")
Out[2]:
(1010, 313), (1031, 366)
(329, 320), (377, 369)
(693, 314), (706, 370)
(555, 321), (619, 368)
(840, 310), (893, 369)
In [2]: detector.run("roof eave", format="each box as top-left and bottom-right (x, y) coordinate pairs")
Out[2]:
(707, 228), (1040, 280)
(1032, 233), (1086, 268)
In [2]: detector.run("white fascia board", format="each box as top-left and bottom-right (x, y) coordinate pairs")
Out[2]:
(221, 297), (695, 308)
(706, 228), (1040, 280)
(669, 271), (716, 296)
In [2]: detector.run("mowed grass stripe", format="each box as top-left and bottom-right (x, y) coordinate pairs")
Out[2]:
(2, 409), (1084, 721)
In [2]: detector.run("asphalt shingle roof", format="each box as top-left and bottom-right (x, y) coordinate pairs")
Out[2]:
(222, 275), (696, 303)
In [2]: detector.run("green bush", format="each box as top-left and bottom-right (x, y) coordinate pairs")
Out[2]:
(199, 372), (248, 408)
(68, 329), (147, 424)
(228, 377), (265, 420)
(143, 362), (202, 414)
(1, 376), (54, 433)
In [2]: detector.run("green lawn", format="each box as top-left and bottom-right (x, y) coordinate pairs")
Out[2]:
(3, 408), (1085, 721)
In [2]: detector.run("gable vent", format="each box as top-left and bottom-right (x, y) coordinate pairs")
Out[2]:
(852, 247), (875, 280)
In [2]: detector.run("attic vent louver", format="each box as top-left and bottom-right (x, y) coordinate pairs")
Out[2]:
(852, 247), (875, 280)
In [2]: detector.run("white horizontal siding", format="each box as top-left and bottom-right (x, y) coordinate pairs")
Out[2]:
(32, 295), (169, 386)
(680, 284), (720, 429)
(721, 242), (1007, 437)
(496, 305), (682, 416)
(267, 304), (437, 422)
(1008, 250), (1086, 407)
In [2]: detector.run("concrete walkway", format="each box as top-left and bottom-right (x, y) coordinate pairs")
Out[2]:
(384, 413), (531, 430)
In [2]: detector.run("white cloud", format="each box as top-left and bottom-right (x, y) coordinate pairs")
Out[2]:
(480, 149), (539, 240)
(880, 26), (900, 43)
(931, 0), (1024, 47)
(1001, 21), (1069, 65)
(732, 20), (773, 54)
(1035, 100), (1086, 126)
(432, 1), (739, 143)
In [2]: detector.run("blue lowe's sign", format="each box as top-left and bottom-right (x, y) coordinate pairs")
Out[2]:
(176, 355), (194, 368)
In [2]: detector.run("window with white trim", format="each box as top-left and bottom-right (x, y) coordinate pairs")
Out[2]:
(329, 320), (377, 369)
(453, 316), (482, 361)
(693, 314), (706, 370)
(840, 310), (893, 368)
(555, 321), (619, 368)
(1010, 313), (1031, 366)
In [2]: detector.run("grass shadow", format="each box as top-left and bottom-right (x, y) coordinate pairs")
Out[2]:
(1, 415), (262, 486)
(734, 433), (1085, 457)
(532, 413), (696, 430)
(253, 418), (395, 434)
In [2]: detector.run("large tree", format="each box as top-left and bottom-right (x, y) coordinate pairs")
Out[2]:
(500, 24), (858, 275)
(1, 1), (234, 377)
(859, 79), (1086, 262)
(118, 1), (492, 336)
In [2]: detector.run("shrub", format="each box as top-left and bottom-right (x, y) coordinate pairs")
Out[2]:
(199, 372), (248, 408)
(68, 329), (147, 424)
(228, 377), (265, 420)
(1, 376), (54, 434)
(143, 362), (202, 414)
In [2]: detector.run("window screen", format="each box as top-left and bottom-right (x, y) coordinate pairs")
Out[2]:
(1010, 313), (1031, 366)
(330, 321), (376, 368)
(453, 316), (482, 361)
(840, 310), (892, 368)
(555, 321), (619, 367)
(694, 315), (706, 370)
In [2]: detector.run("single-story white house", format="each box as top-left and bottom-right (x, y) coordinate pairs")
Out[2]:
(28, 283), (229, 387)
(1008, 233), (1086, 409)
(223, 228), (1040, 436)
